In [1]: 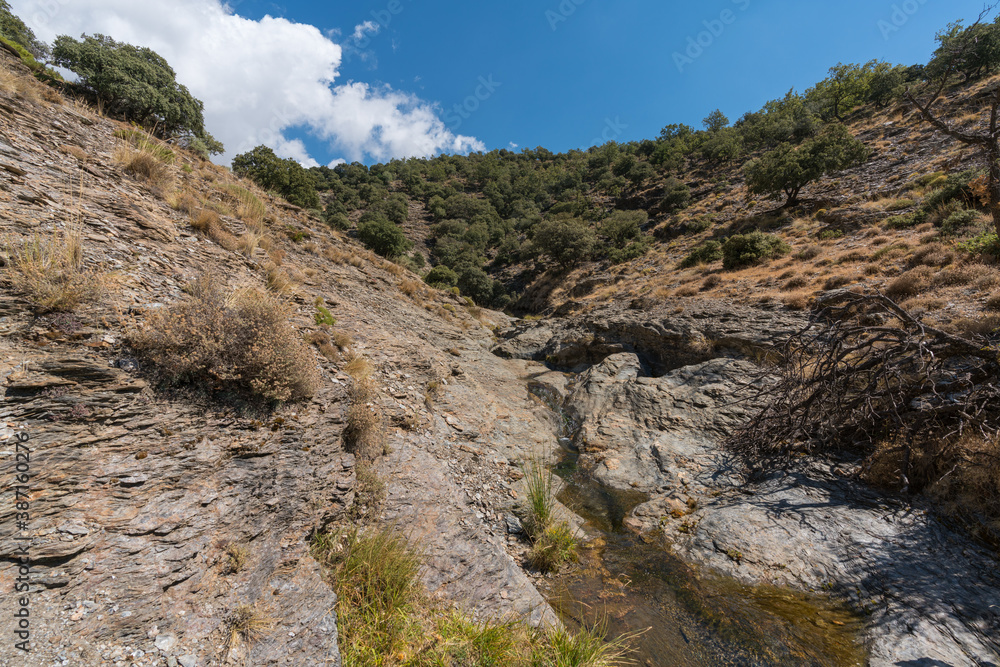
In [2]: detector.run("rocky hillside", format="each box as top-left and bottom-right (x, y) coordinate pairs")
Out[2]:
(2, 37), (1000, 667)
(0, 48), (562, 666)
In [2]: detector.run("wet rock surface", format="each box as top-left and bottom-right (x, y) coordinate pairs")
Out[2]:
(498, 311), (1000, 666)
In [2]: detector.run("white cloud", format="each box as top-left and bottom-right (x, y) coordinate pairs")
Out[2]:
(11, 0), (483, 165)
(352, 20), (379, 42)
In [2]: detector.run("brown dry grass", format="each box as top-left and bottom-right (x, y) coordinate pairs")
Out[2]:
(3, 227), (106, 313)
(129, 276), (318, 404)
(343, 375), (386, 460)
(884, 266), (934, 300)
(866, 432), (1000, 546)
(190, 209), (239, 252)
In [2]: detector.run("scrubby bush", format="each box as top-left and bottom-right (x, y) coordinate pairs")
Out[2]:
(721, 231), (790, 270)
(662, 177), (692, 212)
(600, 210), (646, 247)
(532, 215), (596, 267)
(679, 240), (723, 268)
(324, 210), (351, 231)
(744, 124), (869, 206)
(423, 265), (459, 289)
(129, 277), (318, 404)
(941, 209), (982, 235)
(356, 214), (412, 258)
(1, 0), (47, 58)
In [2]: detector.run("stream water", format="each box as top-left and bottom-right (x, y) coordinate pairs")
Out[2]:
(528, 381), (868, 667)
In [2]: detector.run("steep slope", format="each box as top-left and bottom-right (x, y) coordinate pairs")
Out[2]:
(0, 49), (561, 666)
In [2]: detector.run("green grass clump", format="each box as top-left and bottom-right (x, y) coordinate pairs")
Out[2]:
(311, 527), (631, 666)
(529, 522), (579, 573)
(678, 240), (723, 268)
(721, 231), (790, 270)
(315, 304), (336, 326)
(520, 460), (578, 574)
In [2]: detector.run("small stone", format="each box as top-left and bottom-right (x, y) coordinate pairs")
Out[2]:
(178, 655), (197, 667)
(154, 633), (176, 651)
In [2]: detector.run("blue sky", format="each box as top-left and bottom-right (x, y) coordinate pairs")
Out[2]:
(14, 0), (990, 166)
(235, 0), (987, 163)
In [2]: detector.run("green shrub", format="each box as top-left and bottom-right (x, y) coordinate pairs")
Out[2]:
(324, 210), (351, 230)
(607, 239), (649, 264)
(533, 215), (596, 267)
(232, 145), (320, 209)
(923, 169), (981, 211)
(958, 230), (1000, 257)
(356, 214), (413, 258)
(916, 171), (946, 186)
(53, 34), (220, 149)
(424, 264), (459, 289)
(683, 216), (713, 234)
(129, 277), (318, 404)
(314, 304), (336, 326)
(1, 1), (47, 59)
(886, 211), (926, 229)
(679, 240), (723, 268)
(941, 209), (982, 236)
(721, 231), (790, 270)
(599, 210), (646, 247)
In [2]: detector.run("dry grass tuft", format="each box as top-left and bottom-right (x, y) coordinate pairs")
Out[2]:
(3, 227), (105, 313)
(884, 266), (934, 300)
(190, 209), (239, 252)
(221, 183), (267, 228)
(224, 603), (273, 654)
(224, 543), (250, 574)
(264, 262), (294, 294)
(113, 131), (174, 195)
(343, 376), (386, 460)
(399, 278), (422, 297)
(168, 191), (200, 215)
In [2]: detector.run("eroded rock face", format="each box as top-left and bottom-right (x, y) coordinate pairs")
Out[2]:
(497, 309), (1000, 667)
(0, 48), (561, 666)
(494, 300), (805, 374)
(0, 355), (349, 667)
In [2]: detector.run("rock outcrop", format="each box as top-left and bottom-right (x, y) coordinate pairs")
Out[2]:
(497, 307), (1000, 667)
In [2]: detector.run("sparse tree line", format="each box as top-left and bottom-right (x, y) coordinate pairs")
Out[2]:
(5, 0), (1000, 305)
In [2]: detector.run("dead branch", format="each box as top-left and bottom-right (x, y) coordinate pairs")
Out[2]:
(729, 290), (1000, 478)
